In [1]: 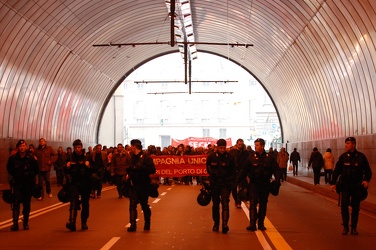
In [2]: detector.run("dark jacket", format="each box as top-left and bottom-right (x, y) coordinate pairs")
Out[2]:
(308, 151), (324, 169)
(7, 152), (39, 188)
(54, 152), (67, 170)
(127, 152), (156, 191)
(290, 150), (301, 162)
(90, 151), (108, 173)
(330, 149), (372, 188)
(229, 148), (250, 173)
(238, 150), (279, 186)
(64, 152), (91, 187)
(206, 151), (236, 189)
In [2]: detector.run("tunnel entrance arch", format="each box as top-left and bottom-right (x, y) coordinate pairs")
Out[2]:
(98, 52), (283, 149)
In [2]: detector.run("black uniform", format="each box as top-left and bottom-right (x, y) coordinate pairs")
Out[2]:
(64, 151), (92, 231)
(238, 150), (279, 231)
(126, 151), (156, 231)
(330, 149), (372, 233)
(206, 151), (235, 233)
(229, 147), (250, 206)
(7, 151), (39, 230)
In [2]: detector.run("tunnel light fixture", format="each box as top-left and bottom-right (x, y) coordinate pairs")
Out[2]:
(134, 80), (238, 84)
(165, 0), (197, 60)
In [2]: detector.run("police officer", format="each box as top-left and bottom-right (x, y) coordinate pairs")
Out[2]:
(238, 138), (280, 231)
(330, 137), (372, 235)
(206, 139), (235, 234)
(64, 139), (92, 231)
(7, 140), (39, 231)
(126, 139), (156, 232)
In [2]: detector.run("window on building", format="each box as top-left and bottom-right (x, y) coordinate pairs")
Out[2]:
(203, 128), (210, 137)
(160, 135), (171, 148)
(219, 128), (226, 138)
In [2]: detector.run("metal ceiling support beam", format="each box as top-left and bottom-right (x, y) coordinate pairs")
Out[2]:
(134, 80), (238, 83)
(170, 0), (175, 47)
(147, 92), (234, 95)
(189, 58), (192, 94)
(93, 41), (254, 47)
(184, 42), (188, 85)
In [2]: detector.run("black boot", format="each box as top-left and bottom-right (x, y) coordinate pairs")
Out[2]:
(246, 207), (257, 231)
(81, 220), (88, 230)
(144, 219), (150, 231)
(66, 209), (77, 231)
(350, 228), (358, 235)
(212, 205), (220, 232)
(23, 214), (29, 230)
(258, 202), (267, 230)
(127, 209), (137, 232)
(342, 226), (349, 235)
(11, 210), (20, 231)
(258, 212), (267, 230)
(246, 206), (257, 231)
(143, 206), (151, 230)
(341, 209), (349, 235)
(350, 211), (359, 235)
(212, 223), (219, 232)
(222, 210), (229, 234)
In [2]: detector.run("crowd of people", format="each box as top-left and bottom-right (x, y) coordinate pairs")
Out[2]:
(5, 136), (372, 236)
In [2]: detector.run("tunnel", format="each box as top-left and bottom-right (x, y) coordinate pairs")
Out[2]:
(0, 1), (375, 194)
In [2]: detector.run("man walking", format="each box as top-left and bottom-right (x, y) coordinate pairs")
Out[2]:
(238, 138), (280, 231)
(290, 148), (301, 176)
(206, 139), (236, 234)
(330, 137), (372, 235)
(7, 140), (39, 230)
(34, 138), (57, 200)
(126, 139), (156, 232)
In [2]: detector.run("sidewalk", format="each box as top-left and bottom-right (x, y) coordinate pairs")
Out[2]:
(286, 167), (376, 216)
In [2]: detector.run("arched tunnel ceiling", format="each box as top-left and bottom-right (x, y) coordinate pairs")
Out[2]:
(0, 0), (375, 143)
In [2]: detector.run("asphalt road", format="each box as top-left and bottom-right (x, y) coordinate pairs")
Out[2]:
(0, 181), (375, 250)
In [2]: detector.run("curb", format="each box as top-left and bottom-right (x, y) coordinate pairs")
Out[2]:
(287, 177), (376, 216)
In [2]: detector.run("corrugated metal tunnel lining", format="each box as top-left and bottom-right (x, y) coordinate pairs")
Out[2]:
(0, 0), (375, 144)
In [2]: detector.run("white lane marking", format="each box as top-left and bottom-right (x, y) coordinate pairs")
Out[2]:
(241, 202), (272, 250)
(160, 192), (167, 196)
(0, 186), (117, 229)
(102, 186), (116, 191)
(0, 202), (69, 229)
(100, 237), (121, 250)
(152, 198), (161, 203)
